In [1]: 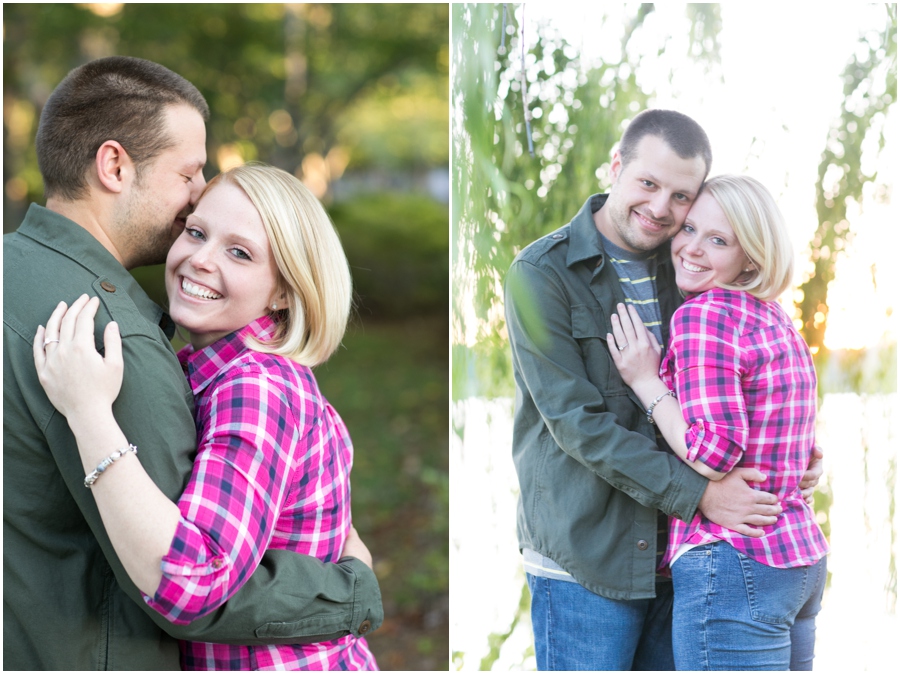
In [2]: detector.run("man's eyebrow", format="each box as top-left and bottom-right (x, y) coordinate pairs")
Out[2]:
(183, 159), (206, 173)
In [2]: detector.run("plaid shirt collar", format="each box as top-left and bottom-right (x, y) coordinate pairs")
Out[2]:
(177, 315), (278, 395)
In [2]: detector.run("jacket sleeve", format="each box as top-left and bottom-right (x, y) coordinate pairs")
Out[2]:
(51, 325), (381, 645)
(505, 258), (708, 520)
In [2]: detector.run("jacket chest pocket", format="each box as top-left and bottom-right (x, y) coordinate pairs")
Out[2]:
(571, 304), (630, 396)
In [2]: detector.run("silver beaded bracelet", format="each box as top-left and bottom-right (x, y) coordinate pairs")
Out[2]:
(84, 444), (138, 488)
(646, 390), (676, 425)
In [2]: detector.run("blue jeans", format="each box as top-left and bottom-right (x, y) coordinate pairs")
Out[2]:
(671, 542), (827, 671)
(527, 573), (675, 671)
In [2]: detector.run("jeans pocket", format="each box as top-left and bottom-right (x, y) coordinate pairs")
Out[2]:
(738, 554), (808, 625)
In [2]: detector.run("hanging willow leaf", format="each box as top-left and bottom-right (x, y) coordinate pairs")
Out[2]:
(798, 4), (896, 353)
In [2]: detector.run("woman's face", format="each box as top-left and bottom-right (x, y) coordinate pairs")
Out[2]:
(165, 181), (281, 349)
(671, 191), (749, 295)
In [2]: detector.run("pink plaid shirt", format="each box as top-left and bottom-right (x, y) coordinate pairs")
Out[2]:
(660, 289), (829, 570)
(143, 316), (377, 670)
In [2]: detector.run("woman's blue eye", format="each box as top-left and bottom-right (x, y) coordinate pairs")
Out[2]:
(230, 248), (251, 260)
(186, 228), (204, 239)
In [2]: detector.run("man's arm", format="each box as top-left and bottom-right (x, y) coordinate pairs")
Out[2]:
(699, 468), (780, 536)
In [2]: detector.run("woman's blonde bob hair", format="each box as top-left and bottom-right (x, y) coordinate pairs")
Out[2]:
(700, 174), (794, 302)
(200, 162), (352, 367)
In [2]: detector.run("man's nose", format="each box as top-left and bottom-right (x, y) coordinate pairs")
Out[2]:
(189, 172), (207, 204)
(646, 192), (670, 220)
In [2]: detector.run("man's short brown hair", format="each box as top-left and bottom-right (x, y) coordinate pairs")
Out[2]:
(35, 56), (209, 200)
(618, 109), (712, 177)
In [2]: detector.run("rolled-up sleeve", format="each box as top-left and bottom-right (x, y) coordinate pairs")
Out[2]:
(146, 366), (305, 624)
(667, 301), (748, 474)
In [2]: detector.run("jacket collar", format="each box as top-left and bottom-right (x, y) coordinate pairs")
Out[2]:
(16, 203), (167, 327)
(566, 194), (609, 268)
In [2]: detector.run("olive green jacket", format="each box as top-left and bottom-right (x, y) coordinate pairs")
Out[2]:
(3, 205), (382, 670)
(505, 194), (709, 600)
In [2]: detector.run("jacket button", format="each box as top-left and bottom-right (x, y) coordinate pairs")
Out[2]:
(552, 234), (563, 239)
(637, 539), (649, 551)
(358, 619), (372, 634)
(100, 281), (116, 293)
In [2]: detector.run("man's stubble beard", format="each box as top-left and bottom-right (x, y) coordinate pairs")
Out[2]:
(115, 183), (183, 270)
(605, 195), (668, 254)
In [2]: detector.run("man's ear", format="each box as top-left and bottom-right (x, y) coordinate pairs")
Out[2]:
(95, 140), (133, 194)
(609, 149), (623, 184)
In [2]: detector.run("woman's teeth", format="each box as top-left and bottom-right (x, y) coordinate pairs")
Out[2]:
(682, 259), (708, 273)
(182, 279), (222, 300)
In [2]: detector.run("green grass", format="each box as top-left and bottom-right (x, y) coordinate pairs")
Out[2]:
(314, 314), (449, 670)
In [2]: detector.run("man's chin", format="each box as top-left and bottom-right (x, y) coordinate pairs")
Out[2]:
(624, 231), (669, 253)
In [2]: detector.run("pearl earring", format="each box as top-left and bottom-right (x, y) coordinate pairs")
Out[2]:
(271, 303), (277, 310)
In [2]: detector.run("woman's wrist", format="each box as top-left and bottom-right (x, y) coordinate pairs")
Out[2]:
(67, 409), (129, 471)
(66, 406), (117, 439)
(632, 378), (670, 407)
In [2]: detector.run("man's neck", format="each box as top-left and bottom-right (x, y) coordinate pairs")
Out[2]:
(592, 200), (619, 245)
(44, 197), (127, 267)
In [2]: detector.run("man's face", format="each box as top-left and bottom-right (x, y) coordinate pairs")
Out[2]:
(115, 104), (207, 268)
(599, 134), (707, 253)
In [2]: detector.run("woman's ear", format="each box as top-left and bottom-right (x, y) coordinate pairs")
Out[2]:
(268, 289), (289, 312)
(94, 141), (133, 194)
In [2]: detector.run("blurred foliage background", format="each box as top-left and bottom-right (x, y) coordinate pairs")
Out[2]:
(452, 3), (896, 669)
(3, 3), (448, 670)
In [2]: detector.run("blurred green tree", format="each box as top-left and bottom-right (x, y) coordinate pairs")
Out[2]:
(797, 4), (896, 356)
(4, 3), (448, 219)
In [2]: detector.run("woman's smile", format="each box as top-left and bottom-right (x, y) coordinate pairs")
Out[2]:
(179, 276), (223, 300)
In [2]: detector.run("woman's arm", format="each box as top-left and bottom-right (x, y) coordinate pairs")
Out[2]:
(608, 302), (727, 481)
(34, 295), (180, 595)
(34, 295), (381, 641)
(34, 296), (310, 623)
